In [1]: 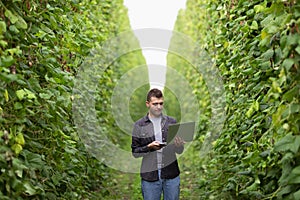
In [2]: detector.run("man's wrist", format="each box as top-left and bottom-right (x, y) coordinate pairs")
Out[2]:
(147, 144), (152, 150)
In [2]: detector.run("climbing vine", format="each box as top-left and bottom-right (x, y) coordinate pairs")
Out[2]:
(168, 0), (300, 199)
(0, 0), (146, 199)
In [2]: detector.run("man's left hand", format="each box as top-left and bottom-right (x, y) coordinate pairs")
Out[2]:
(174, 136), (185, 147)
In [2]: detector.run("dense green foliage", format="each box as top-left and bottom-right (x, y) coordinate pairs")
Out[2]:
(168, 0), (300, 199)
(0, 0), (146, 199)
(2, 0), (299, 199)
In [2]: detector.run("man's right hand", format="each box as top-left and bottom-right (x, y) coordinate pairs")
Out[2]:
(147, 141), (163, 150)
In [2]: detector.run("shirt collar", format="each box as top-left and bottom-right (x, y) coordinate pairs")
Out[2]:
(144, 113), (166, 123)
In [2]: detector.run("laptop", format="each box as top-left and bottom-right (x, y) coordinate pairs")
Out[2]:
(167, 121), (195, 144)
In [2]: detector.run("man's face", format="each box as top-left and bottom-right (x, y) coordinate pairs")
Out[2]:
(146, 97), (164, 118)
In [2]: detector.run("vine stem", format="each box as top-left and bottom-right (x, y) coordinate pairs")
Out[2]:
(0, 1), (8, 11)
(261, 186), (282, 200)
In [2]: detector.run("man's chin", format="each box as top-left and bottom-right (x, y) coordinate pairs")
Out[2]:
(156, 112), (162, 116)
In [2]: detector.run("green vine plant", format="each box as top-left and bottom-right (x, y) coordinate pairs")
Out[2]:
(0, 0), (145, 199)
(168, 0), (300, 199)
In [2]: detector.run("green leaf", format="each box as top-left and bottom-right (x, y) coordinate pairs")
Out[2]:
(282, 103), (300, 118)
(254, 1), (267, 13)
(49, 15), (58, 28)
(293, 190), (300, 199)
(4, 9), (18, 24)
(11, 144), (23, 154)
(246, 101), (259, 118)
(15, 169), (23, 178)
(1, 55), (15, 67)
(16, 89), (36, 100)
(288, 175), (300, 184)
(15, 133), (25, 145)
(295, 46), (300, 55)
(250, 21), (258, 30)
(51, 173), (62, 186)
(260, 149), (270, 158)
(290, 136), (300, 154)
(22, 150), (45, 169)
(283, 85), (300, 102)
(242, 67), (254, 75)
(16, 89), (26, 100)
(274, 134), (293, 151)
(0, 40), (8, 47)
(254, 5), (265, 13)
(291, 166), (300, 175)
(262, 49), (274, 60)
(277, 185), (293, 198)
(39, 92), (53, 99)
(0, 21), (6, 34)
(282, 58), (294, 71)
(14, 102), (23, 110)
(25, 89), (36, 99)
(7, 47), (22, 56)
(4, 89), (9, 102)
(274, 134), (300, 154)
(261, 30), (269, 40)
(286, 34), (299, 46)
(261, 15), (273, 28)
(9, 25), (19, 33)
(12, 158), (28, 177)
(15, 15), (27, 29)
(24, 182), (37, 195)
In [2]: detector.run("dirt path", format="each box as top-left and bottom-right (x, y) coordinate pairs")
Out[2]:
(103, 170), (142, 199)
(103, 145), (202, 199)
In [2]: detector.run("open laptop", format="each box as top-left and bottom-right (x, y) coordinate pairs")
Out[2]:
(166, 121), (196, 144)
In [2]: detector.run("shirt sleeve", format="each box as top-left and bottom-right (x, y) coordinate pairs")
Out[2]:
(131, 124), (151, 158)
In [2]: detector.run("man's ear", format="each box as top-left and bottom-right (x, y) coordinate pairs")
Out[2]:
(146, 101), (150, 108)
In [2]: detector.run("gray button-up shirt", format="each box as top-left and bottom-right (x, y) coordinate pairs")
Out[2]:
(131, 114), (184, 181)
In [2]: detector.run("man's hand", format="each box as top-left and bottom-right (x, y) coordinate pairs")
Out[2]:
(174, 136), (185, 147)
(147, 141), (163, 150)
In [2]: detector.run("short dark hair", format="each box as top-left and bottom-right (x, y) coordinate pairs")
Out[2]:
(146, 88), (163, 102)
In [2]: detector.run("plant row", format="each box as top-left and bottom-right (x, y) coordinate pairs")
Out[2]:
(0, 0), (146, 199)
(167, 0), (300, 199)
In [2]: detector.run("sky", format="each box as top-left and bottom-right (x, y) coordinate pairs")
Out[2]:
(123, 0), (187, 89)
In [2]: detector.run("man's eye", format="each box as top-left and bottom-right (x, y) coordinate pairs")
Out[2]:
(152, 102), (163, 106)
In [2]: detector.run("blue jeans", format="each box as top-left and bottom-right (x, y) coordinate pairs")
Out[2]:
(141, 170), (180, 200)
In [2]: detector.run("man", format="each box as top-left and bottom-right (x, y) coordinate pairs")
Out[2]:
(131, 88), (185, 200)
